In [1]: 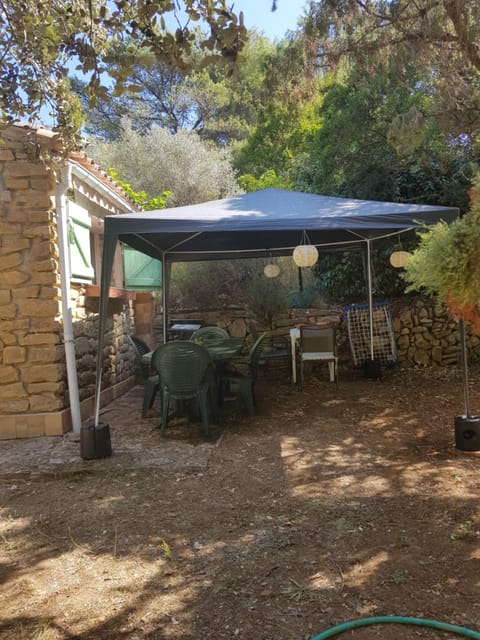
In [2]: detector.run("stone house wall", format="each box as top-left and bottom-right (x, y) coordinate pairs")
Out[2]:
(0, 125), (143, 440)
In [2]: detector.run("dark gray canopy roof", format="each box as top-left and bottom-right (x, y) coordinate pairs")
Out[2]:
(103, 188), (459, 262)
(94, 188), (459, 425)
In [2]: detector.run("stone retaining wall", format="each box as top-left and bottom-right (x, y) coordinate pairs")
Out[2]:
(160, 298), (479, 369)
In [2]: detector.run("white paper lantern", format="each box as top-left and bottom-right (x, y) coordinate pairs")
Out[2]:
(293, 244), (318, 268)
(264, 263), (280, 278)
(389, 250), (411, 268)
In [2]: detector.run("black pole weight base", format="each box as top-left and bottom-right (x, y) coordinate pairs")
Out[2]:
(454, 415), (480, 452)
(80, 421), (112, 460)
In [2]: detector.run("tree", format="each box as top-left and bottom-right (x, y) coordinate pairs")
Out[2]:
(89, 121), (240, 206)
(303, 0), (480, 137)
(403, 174), (480, 332)
(73, 29), (274, 145)
(0, 0), (247, 147)
(233, 34), (321, 180)
(293, 63), (476, 208)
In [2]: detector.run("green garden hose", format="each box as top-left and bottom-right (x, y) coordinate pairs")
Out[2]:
(310, 616), (480, 639)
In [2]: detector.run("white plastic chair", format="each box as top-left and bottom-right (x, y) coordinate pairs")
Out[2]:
(299, 325), (338, 384)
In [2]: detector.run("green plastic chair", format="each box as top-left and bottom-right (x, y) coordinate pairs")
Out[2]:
(127, 335), (159, 417)
(190, 325), (230, 344)
(151, 341), (214, 437)
(248, 323), (290, 376)
(218, 333), (266, 416)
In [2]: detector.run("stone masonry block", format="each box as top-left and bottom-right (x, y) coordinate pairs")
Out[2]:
(4, 177), (29, 190)
(39, 286), (60, 299)
(0, 382), (27, 399)
(3, 346), (25, 364)
(29, 175), (55, 190)
(0, 304), (17, 320)
(0, 290), (11, 305)
(0, 271), (30, 287)
(13, 189), (51, 210)
(5, 160), (49, 177)
(0, 149), (15, 161)
(27, 381), (64, 394)
(29, 345), (63, 363)
(0, 366), (19, 383)
(0, 398), (29, 415)
(19, 333), (59, 346)
(0, 420), (17, 439)
(0, 319), (29, 332)
(21, 364), (63, 383)
(29, 272), (59, 286)
(0, 238), (30, 255)
(29, 318), (61, 333)
(29, 239), (57, 260)
(0, 253), (23, 271)
(29, 395), (63, 413)
(15, 419), (46, 438)
(18, 299), (59, 318)
(0, 222), (22, 235)
(11, 285), (41, 300)
(26, 257), (57, 272)
(27, 210), (55, 224)
(23, 224), (55, 240)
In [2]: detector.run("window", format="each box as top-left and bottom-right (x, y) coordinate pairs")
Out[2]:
(66, 200), (94, 283)
(123, 245), (162, 290)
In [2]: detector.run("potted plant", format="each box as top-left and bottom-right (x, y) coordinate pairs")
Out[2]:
(403, 175), (480, 450)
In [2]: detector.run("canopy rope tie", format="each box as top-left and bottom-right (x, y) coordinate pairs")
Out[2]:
(310, 616), (480, 639)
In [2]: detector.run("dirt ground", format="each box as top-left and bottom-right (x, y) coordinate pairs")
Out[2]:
(1, 363), (480, 640)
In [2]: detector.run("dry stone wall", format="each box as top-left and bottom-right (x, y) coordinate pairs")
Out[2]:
(72, 288), (135, 401)
(159, 298), (477, 370)
(392, 299), (479, 367)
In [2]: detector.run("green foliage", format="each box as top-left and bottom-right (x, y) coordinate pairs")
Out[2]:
(75, 30), (274, 145)
(107, 168), (171, 210)
(314, 240), (418, 303)
(169, 260), (257, 310)
(403, 175), (480, 330)
(238, 169), (292, 193)
(170, 256), (305, 318)
(288, 286), (318, 309)
(233, 36), (321, 179)
(0, 0), (247, 149)
(234, 96), (321, 179)
(90, 121), (240, 206)
(245, 272), (290, 328)
(293, 66), (476, 208)
(305, 0), (480, 139)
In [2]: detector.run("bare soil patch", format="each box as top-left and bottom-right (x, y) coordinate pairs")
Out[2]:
(1, 365), (479, 640)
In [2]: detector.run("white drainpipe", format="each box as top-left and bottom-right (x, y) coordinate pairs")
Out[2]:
(56, 162), (82, 432)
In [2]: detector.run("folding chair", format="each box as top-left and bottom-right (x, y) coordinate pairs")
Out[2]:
(299, 325), (338, 384)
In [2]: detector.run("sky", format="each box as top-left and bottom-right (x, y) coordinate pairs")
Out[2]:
(231, 0), (309, 40)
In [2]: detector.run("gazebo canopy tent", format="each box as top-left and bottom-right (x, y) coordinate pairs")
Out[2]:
(94, 188), (459, 424)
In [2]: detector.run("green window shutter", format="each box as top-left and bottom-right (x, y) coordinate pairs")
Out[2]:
(66, 200), (94, 283)
(123, 245), (162, 290)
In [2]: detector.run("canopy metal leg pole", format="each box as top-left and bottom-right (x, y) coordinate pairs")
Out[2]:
(162, 253), (168, 344)
(459, 319), (471, 417)
(366, 239), (374, 360)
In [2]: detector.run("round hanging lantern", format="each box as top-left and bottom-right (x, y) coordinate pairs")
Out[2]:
(293, 244), (318, 268)
(264, 263), (280, 278)
(389, 250), (411, 268)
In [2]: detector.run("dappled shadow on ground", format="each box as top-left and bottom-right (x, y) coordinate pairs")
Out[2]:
(0, 365), (479, 639)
